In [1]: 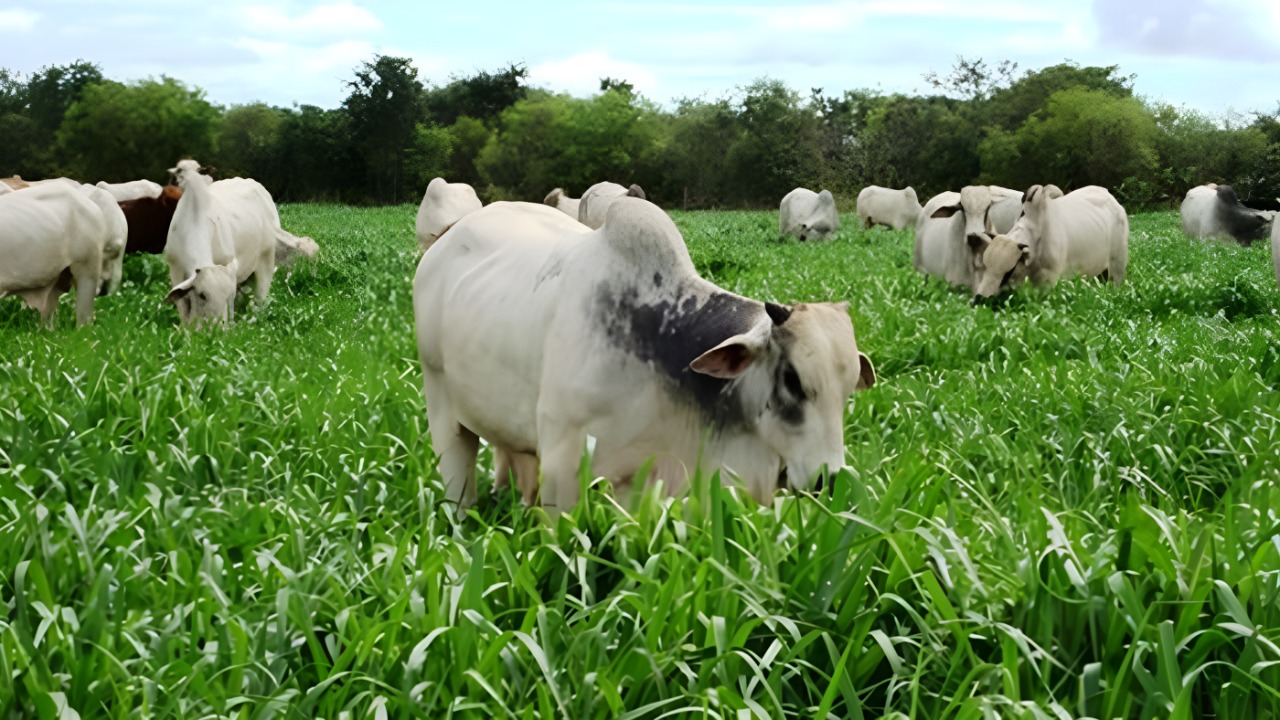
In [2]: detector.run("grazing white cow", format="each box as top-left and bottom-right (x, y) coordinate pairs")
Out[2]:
(274, 229), (319, 268)
(969, 184), (1129, 299)
(0, 182), (105, 326)
(96, 179), (163, 203)
(1181, 183), (1271, 245)
(415, 177), (482, 250)
(163, 159), (276, 325)
(856, 186), (921, 231)
(779, 188), (840, 241)
(578, 181), (647, 230)
(413, 198), (876, 517)
(915, 186), (1023, 288)
(1273, 211), (1280, 286)
(77, 184), (128, 295)
(543, 188), (582, 221)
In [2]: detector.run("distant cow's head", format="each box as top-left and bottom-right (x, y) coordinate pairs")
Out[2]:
(690, 301), (875, 492)
(968, 233), (1030, 299)
(166, 265), (236, 327)
(959, 185), (1019, 246)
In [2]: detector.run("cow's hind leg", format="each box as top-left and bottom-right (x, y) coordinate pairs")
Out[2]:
(423, 373), (480, 518)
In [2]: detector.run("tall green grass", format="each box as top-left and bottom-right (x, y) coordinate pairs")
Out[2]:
(2, 206), (1280, 718)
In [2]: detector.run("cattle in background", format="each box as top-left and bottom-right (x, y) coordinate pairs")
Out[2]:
(543, 188), (582, 221)
(1181, 183), (1272, 245)
(0, 182), (106, 326)
(856, 186), (921, 231)
(163, 159), (276, 325)
(1273, 211), (1280, 286)
(96, 179), (163, 202)
(969, 184), (1128, 299)
(415, 177), (482, 250)
(578, 181), (646, 229)
(779, 188), (839, 241)
(119, 185), (183, 254)
(413, 197), (876, 518)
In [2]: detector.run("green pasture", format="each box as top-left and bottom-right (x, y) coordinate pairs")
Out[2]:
(2, 206), (1280, 718)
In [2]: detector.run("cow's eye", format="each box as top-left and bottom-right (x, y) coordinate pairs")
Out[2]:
(197, 292), (207, 301)
(782, 365), (804, 398)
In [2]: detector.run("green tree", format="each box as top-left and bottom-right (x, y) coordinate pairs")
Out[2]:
(217, 102), (287, 183)
(424, 64), (528, 127)
(662, 97), (739, 208)
(724, 78), (823, 206)
(58, 76), (218, 182)
(405, 123), (453, 194)
(343, 55), (426, 203)
(443, 116), (493, 189)
(985, 62), (1135, 132)
(274, 105), (362, 202)
(18, 60), (103, 176)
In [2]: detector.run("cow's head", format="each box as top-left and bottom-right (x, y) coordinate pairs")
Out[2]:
(689, 301), (875, 492)
(960, 185), (1018, 246)
(166, 265), (236, 327)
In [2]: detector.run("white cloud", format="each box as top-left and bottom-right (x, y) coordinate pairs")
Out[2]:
(0, 8), (40, 32)
(529, 52), (659, 96)
(239, 1), (381, 38)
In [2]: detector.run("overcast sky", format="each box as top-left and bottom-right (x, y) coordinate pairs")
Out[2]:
(1, 0), (1277, 118)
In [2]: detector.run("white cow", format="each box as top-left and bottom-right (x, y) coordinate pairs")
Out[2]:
(969, 184), (1129, 299)
(578, 181), (646, 230)
(543, 188), (581, 221)
(96, 179), (163, 203)
(163, 159), (276, 325)
(779, 188), (839, 241)
(413, 198), (876, 517)
(415, 177), (482, 250)
(1273, 210), (1280, 286)
(914, 185), (1023, 288)
(77, 184), (128, 295)
(1181, 183), (1271, 245)
(0, 182), (105, 326)
(856, 186), (921, 231)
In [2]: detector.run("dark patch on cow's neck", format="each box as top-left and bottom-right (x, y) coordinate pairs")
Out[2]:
(594, 281), (763, 429)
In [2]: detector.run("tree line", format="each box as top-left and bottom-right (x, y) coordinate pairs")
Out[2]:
(2, 55), (1277, 210)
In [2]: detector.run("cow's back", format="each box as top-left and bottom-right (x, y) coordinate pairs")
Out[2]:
(0, 184), (102, 291)
(1051, 187), (1126, 278)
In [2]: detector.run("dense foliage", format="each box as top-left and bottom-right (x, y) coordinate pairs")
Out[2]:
(3, 207), (1280, 717)
(0, 55), (1277, 209)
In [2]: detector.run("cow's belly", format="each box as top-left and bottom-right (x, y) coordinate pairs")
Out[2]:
(0, 236), (71, 292)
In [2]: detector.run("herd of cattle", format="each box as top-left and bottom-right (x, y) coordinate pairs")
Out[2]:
(0, 162), (317, 327)
(4, 162), (1279, 517)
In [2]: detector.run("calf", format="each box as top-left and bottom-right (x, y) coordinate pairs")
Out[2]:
(413, 198), (876, 517)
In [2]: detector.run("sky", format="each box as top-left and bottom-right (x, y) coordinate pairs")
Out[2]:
(1, 0), (1277, 118)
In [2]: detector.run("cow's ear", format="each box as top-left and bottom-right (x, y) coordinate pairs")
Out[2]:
(855, 352), (876, 391)
(765, 301), (792, 326)
(690, 331), (767, 379)
(931, 204), (961, 219)
(166, 276), (196, 304)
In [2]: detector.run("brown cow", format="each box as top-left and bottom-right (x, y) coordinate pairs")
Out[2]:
(118, 185), (183, 254)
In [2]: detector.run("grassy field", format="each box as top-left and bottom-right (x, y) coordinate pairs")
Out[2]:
(3, 204), (1280, 718)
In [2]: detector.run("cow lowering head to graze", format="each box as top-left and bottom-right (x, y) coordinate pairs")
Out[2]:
(856, 186), (922, 231)
(413, 197), (876, 519)
(1180, 183), (1271, 245)
(415, 177), (482, 250)
(578, 181), (647, 229)
(543, 188), (582, 222)
(969, 184), (1129, 300)
(164, 159), (277, 326)
(915, 186), (1023, 289)
(779, 188), (839, 241)
(165, 265), (237, 328)
(0, 182), (106, 327)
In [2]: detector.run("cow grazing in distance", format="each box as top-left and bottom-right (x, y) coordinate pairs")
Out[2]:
(415, 177), (482, 250)
(163, 159), (276, 325)
(578, 181), (646, 229)
(413, 197), (876, 518)
(856, 186), (922, 231)
(969, 184), (1129, 299)
(779, 188), (839, 241)
(1181, 183), (1272, 245)
(0, 182), (106, 326)
(543, 188), (582, 222)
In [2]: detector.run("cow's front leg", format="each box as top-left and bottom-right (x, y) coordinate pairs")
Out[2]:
(537, 421), (588, 521)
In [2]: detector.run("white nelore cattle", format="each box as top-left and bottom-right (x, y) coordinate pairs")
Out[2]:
(76, 183), (128, 295)
(163, 159), (277, 325)
(779, 188), (839, 241)
(970, 184), (1129, 299)
(856, 186), (922, 231)
(413, 198), (876, 517)
(0, 182), (105, 326)
(1273, 211), (1280, 286)
(415, 177), (482, 250)
(1180, 183), (1272, 245)
(543, 188), (581, 221)
(96, 179), (163, 203)
(578, 181), (646, 229)
(914, 186), (1022, 288)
